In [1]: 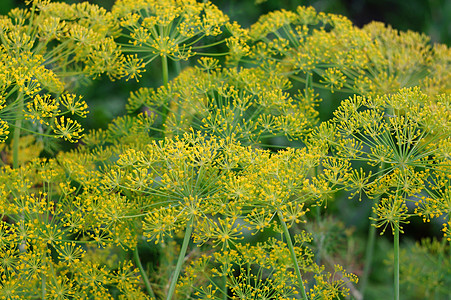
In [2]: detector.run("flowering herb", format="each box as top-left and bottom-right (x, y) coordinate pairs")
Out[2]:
(0, 1), (449, 300)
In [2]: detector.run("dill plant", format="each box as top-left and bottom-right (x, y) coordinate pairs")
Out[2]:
(0, 1), (450, 300)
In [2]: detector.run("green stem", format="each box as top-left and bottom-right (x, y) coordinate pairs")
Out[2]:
(12, 119), (21, 168)
(305, 72), (312, 91)
(166, 218), (193, 300)
(314, 204), (322, 268)
(360, 208), (377, 296)
(133, 246), (156, 299)
(361, 163), (385, 297)
(311, 165), (321, 267)
(162, 54), (169, 87)
(315, 206), (321, 228)
(277, 211), (308, 300)
(174, 60), (182, 77)
(12, 92), (24, 169)
(41, 266), (46, 300)
(394, 226), (400, 300)
(448, 236), (451, 300)
(160, 54), (169, 137)
(222, 273), (227, 300)
(448, 217), (451, 300)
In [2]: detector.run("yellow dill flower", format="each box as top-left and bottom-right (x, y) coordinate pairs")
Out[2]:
(443, 221), (451, 242)
(59, 94), (89, 118)
(122, 54), (146, 81)
(331, 88), (450, 197)
(125, 64), (318, 144)
(0, 119), (9, 143)
(320, 67), (347, 93)
(232, 4), (448, 110)
(47, 276), (76, 299)
(56, 242), (85, 266)
(414, 168), (451, 226)
(24, 94), (60, 125)
(84, 37), (125, 80)
(1, 1), (123, 83)
(52, 116), (84, 143)
(113, 0), (230, 77)
(371, 193), (410, 235)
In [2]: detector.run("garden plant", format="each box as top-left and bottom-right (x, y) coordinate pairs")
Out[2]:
(0, 0), (450, 299)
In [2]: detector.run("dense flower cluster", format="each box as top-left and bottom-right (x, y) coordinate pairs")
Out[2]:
(237, 6), (450, 98)
(0, 1), (449, 299)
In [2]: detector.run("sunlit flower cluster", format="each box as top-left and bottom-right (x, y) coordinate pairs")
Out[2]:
(235, 6), (450, 99)
(125, 59), (319, 144)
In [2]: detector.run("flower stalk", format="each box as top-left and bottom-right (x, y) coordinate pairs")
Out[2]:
(166, 217), (194, 300)
(394, 226), (400, 300)
(12, 92), (24, 169)
(134, 246), (156, 299)
(278, 211), (308, 300)
(361, 211), (377, 296)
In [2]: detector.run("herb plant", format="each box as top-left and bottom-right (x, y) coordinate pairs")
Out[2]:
(0, 1), (449, 299)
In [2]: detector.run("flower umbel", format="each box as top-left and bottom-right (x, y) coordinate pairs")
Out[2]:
(52, 116), (84, 142)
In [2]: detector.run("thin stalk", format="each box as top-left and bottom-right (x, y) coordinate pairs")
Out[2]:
(394, 226), (400, 300)
(448, 216), (451, 300)
(174, 60), (182, 77)
(361, 163), (385, 296)
(160, 54), (169, 137)
(220, 217), (228, 300)
(314, 182), (322, 266)
(133, 246), (156, 299)
(449, 237), (451, 300)
(162, 54), (169, 86)
(360, 207), (377, 296)
(12, 92), (24, 169)
(13, 92), (27, 256)
(41, 266), (46, 300)
(12, 118), (22, 168)
(222, 272), (227, 300)
(166, 217), (193, 300)
(315, 205), (322, 269)
(277, 211), (308, 300)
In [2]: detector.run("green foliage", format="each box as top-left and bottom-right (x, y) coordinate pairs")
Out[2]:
(0, 0), (450, 299)
(397, 238), (451, 299)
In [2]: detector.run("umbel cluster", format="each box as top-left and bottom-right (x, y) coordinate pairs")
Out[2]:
(0, 0), (449, 299)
